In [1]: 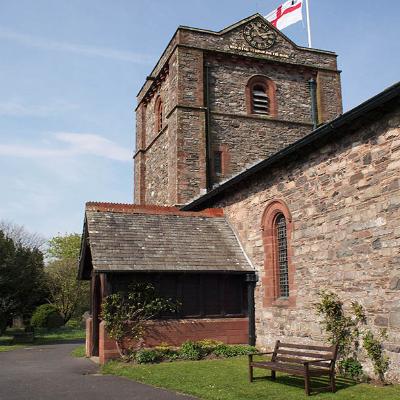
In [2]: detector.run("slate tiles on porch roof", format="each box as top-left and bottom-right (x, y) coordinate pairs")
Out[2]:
(82, 207), (253, 274)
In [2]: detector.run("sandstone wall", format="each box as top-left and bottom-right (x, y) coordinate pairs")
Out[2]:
(209, 108), (400, 381)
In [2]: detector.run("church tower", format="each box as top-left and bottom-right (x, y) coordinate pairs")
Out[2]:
(134, 14), (342, 206)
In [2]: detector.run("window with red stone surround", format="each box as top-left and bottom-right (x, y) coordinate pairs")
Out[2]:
(211, 145), (230, 179)
(154, 96), (163, 132)
(261, 200), (296, 307)
(246, 75), (277, 117)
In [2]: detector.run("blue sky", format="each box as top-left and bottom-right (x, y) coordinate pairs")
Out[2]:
(0, 0), (399, 239)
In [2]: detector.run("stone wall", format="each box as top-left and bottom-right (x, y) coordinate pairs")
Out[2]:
(205, 108), (400, 382)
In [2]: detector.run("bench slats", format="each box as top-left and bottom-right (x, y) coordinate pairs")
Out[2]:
(278, 342), (334, 352)
(274, 356), (330, 367)
(276, 349), (332, 359)
(250, 361), (331, 377)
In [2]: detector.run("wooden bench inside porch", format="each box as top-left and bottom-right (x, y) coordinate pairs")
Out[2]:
(248, 340), (338, 396)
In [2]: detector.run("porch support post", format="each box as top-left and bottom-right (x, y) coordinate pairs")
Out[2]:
(245, 273), (258, 346)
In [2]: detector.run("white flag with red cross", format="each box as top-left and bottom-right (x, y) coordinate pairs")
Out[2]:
(265, 0), (303, 31)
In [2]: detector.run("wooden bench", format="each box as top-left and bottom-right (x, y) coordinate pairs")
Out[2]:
(248, 340), (338, 396)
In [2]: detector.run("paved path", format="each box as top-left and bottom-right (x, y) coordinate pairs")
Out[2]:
(0, 342), (194, 400)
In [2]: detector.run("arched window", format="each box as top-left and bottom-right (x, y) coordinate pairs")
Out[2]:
(261, 200), (295, 307)
(155, 96), (163, 132)
(275, 213), (289, 298)
(246, 76), (277, 117)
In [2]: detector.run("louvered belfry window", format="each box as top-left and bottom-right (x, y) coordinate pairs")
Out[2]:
(275, 213), (289, 298)
(252, 84), (270, 115)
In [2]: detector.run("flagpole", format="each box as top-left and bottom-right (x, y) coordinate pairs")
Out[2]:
(305, 0), (312, 48)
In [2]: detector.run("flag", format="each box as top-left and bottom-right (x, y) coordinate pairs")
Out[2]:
(265, 0), (303, 31)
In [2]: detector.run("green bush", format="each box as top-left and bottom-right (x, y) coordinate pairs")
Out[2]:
(131, 341), (258, 364)
(213, 344), (257, 358)
(135, 349), (162, 364)
(363, 329), (390, 383)
(338, 357), (363, 379)
(196, 339), (223, 355)
(31, 304), (64, 329)
(179, 341), (203, 360)
(154, 343), (179, 360)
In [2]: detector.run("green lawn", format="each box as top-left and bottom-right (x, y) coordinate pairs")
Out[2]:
(102, 357), (400, 400)
(0, 326), (85, 352)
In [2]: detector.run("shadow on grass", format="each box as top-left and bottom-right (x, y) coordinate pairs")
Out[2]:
(252, 374), (357, 395)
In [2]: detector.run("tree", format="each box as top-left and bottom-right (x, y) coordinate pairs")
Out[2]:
(0, 230), (47, 333)
(47, 233), (81, 260)
(45, 233), (89, 324)
(0, 220), (46, 250)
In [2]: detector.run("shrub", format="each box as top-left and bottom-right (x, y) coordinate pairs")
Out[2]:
(363, 329), (390, 383)
(213, 344), (257, 358)
(154, 343), (179, 360)
(31, 304), (64, 329)
(338, 357), (363, 379)
(101, 283), (178, 357)
(196, 339), (223, 355)
(179, 341), (203, 360)
(135, 349), (162, 364)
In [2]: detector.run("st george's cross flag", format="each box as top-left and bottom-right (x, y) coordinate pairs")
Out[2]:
(265, 0), (303, 31)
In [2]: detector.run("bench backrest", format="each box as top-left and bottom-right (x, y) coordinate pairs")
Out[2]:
(272, 341), (338, 369)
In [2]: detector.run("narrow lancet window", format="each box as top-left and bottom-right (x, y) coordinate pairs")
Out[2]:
(275, 213), (289, 298)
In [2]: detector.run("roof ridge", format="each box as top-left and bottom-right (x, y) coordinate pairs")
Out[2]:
(85, 202), (224, 218)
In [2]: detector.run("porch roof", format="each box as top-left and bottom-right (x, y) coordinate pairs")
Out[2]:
(78, 203), (254, 279)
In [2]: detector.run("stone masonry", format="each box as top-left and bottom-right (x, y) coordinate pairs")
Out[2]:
(199, 107), (400, 382)
(134, 14), (342, 206)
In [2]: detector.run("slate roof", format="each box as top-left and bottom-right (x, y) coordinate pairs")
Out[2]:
(78, 204), (253, 278)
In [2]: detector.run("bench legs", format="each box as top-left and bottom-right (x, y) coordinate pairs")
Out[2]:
(271, 370), (276, 380)
(249, 365), (253, 383)
(330, 373), (336, 393)
(304, 375), (311, 396)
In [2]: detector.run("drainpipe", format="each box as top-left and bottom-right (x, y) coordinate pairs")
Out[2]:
(246, 273), (258, 347)
(204, 63), (212, 191)
(308, 78), (319, 130)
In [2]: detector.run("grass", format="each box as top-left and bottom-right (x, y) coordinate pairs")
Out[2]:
(0, 326), (85, 352)
(71, 344), (86, 358)
(102, 357), (400, 400)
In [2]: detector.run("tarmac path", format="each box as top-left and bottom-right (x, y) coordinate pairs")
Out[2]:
(0, 342), (194, 400)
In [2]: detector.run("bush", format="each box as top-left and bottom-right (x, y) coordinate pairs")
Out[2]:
(129, 341), (258, 364)
(338, 357), (363, 379)
(135, 349), (162, 364)
(154, 343), (179, 360)
(196, 339), (223, 355)
(31, 304), (64, 329)
(363, 329), (390, 383)
(179, 341), (203, 360)
(213, 344), (257, 358)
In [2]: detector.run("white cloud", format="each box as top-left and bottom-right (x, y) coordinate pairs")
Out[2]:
(56, 132), (131, 161)
(0, 100), (78, 117)
(0, 132), (131, 162)
(0, 27), (154, 64)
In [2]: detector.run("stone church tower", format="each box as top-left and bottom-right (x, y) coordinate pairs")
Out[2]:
(134, 14), (342, 206)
